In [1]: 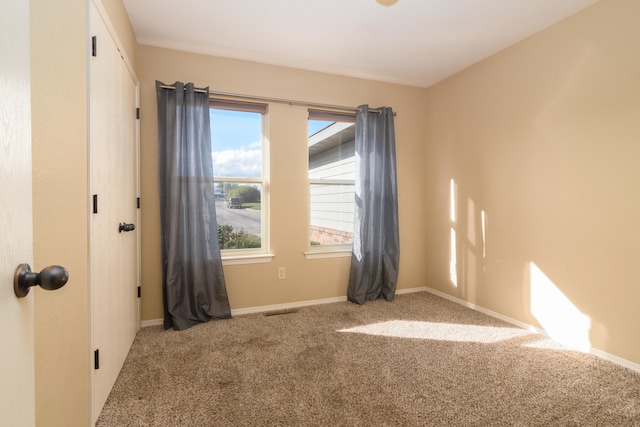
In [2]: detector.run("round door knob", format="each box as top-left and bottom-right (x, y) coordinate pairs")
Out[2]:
(119, 222), (136, 233)
(14, 264), (69, 298)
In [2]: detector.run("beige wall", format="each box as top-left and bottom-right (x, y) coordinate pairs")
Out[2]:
(423, 0), (640, 364)
(138, 46), (429, 320)
(30, 0), (137, 425)
(31, 0), (90, 424)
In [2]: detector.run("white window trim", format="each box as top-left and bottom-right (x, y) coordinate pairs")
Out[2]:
(304, 248), (351, 260)
(222, 253), (275, 265)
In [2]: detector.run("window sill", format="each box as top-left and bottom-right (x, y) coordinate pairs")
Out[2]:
(222, 253), (275, 266)
(304, 249), (352, 260)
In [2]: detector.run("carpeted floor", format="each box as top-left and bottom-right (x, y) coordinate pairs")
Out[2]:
(97, 292), (640, 426)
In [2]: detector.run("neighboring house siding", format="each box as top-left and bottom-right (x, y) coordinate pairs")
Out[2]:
(309, 138), (355, 244)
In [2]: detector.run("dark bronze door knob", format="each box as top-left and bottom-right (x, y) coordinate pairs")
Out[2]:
(119, 222), (136, 233)
(14, 264), (69, 298)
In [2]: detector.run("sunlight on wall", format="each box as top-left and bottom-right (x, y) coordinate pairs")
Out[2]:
(339, 320), (531, 343)
(450, 228), (458, 287)
(481, 210), (486, 259)
(449, 179), (456, 222)
(529, 262), (591, 352)
(449, 179), (458, 286)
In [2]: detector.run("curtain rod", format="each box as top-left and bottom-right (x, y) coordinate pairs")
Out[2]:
(158, 84), (395, 115)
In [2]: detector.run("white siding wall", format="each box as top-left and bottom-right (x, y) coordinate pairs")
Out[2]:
(309, 142), (355, 237)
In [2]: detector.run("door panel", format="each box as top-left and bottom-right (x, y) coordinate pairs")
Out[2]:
(0, 1), (35, 425)
(89, 3), (139, 423)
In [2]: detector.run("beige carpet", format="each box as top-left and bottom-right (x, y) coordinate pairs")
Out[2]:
(97, 292), (640, 426)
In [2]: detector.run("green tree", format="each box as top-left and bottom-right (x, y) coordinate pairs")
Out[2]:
(219, 182), (239, 198)
(229, 185), (260, 203)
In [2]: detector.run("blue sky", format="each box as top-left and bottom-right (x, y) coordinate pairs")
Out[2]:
(210, 109), (262, 177)
(210, 109), (262, 151)
(210, 108), (333, 177)
(308, 120), (332, 137)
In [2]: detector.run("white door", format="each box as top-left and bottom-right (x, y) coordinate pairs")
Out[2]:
(89, 3), (140, 423)
(0, 1), (36, 425)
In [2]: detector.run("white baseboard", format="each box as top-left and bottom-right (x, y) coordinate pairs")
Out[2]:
(140, 318), (163, 328)
(422, 286), (640, 374)
(589, 347), (640, 373)
(231, 295), (347, 316)
(396, 286), (429, 295)
(140, 287), (429, 328)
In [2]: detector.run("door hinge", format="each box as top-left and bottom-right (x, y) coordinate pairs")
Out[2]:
(136, 197), (140, 209)
(136, 107), (140, 120)
(91, 36), (97, 57)
(93, 194), (98, 214)
(94, 349), (100, 370)
(137, 286), (141, 298)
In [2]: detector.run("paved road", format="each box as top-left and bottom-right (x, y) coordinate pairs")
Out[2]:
(215, 200), (261, 237)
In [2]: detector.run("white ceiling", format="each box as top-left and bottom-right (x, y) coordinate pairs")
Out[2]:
(123, 0), (598, 88)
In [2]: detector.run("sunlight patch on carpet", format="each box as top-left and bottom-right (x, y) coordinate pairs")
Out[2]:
(520, 337), (574, 351)
(339, 320), (533, 343)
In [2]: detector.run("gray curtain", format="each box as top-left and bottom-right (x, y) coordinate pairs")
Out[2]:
(156, 81), (231, 330)
(348, 105), (400, 304)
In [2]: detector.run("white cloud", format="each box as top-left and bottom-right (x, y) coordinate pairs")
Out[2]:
(212, 146), (262, 177)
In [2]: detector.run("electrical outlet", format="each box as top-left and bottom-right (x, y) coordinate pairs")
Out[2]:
(277, 267), (286, 280)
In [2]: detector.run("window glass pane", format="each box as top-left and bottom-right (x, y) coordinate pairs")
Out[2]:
(308, 119), (356, 247)
(211, 107), (265, 251)
(215, 182), (262, 250)
(210, 109), (262, 178)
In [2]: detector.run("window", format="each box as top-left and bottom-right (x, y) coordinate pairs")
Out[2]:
(210, 99), (268, 253)
(308, 109), (356, 248)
